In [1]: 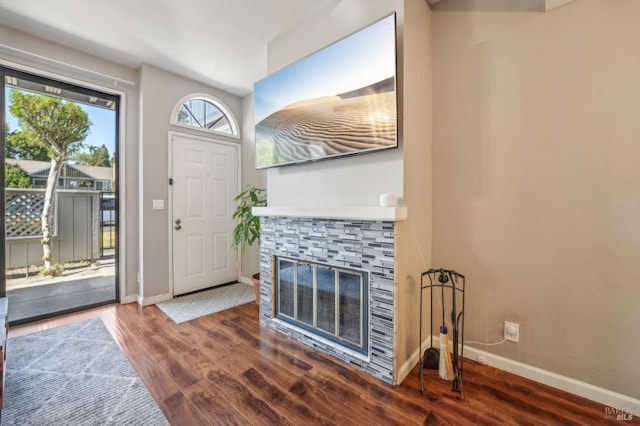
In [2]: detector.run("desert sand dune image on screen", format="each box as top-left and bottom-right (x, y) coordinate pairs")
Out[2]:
(255, 77), (396, 168)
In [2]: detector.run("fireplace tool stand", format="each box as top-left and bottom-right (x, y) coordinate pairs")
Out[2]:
(419, 268), (466, 399)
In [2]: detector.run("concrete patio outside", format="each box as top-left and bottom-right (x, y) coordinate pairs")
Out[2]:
(6, 257), (116, 323)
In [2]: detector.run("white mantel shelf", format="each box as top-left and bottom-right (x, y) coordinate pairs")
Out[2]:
(252, 206), (408, 221)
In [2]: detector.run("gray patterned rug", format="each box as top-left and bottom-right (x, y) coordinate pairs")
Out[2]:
(1, 318), (168, 426)
(157, 282), (255, 324)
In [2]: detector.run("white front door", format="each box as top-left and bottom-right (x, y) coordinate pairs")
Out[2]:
(171, 133), (239, 296)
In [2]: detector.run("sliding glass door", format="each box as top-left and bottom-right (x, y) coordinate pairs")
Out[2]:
(1, 66), (119, 324)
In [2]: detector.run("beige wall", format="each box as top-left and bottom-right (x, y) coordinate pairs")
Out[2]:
(395, 0), (433, 381)
(138, 64), (242, 300)
(239, 94), (266, 280)
(0, 23), (140, 298)
(432, 0), (640, 398)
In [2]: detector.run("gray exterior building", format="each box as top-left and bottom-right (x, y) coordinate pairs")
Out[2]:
(5, 159), (114, 191)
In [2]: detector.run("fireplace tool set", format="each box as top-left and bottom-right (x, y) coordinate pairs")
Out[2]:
(419, 268), (466, 399)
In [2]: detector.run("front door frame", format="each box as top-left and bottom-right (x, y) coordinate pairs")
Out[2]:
(167, 130), (241, 297)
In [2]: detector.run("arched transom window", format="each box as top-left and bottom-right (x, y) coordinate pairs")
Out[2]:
(171, 94), (239, 138)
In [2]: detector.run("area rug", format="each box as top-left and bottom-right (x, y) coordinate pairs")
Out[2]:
(157, 282), (255, 324)
(1, 318), (168, 426)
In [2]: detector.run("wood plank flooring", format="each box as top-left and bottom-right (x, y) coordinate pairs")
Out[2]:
(9, 302), (634, 425)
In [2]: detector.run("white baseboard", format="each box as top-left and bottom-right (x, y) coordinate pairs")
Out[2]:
(137, 292), (172, 306)
(421, 335), (640, 413)
(397, 335), (433, 385)
(238, 276), (252, 285)
(122, 294), (138, 304)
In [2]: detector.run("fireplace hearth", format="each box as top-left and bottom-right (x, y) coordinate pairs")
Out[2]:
(254, 208), (405, 384)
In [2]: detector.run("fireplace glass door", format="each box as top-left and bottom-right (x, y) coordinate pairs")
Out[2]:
(276, 257), (368, 353)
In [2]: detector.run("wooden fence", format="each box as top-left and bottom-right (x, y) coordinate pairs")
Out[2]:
(5, 189), (101, 269)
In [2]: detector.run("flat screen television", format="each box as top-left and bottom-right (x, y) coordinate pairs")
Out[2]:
(254, 13), (397, 169)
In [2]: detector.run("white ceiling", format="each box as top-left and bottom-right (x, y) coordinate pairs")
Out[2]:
(0, 0), (339, 97)
(0, 0), (577, 97)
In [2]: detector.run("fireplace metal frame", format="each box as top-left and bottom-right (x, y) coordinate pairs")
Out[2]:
(274, 256), (369, 355)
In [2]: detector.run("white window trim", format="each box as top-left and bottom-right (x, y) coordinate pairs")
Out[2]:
(170, 93), (240, 139)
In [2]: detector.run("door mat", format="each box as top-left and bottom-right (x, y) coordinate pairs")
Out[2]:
(157, 282), (255, 323)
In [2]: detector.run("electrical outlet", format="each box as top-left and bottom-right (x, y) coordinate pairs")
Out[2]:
(504, 321), (520, 343)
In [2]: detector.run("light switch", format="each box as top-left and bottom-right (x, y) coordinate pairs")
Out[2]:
(152, 199), (165, 210)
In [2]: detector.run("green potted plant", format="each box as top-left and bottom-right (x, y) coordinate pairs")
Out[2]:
(232, 185), (266, 303)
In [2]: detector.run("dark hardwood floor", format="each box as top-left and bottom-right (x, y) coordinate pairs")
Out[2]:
(9, 302), (634, 425)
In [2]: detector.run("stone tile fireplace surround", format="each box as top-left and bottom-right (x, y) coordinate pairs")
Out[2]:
(253, 207), (407, 384)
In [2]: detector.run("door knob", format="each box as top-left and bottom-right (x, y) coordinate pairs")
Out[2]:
(174, 218), (182, 230)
